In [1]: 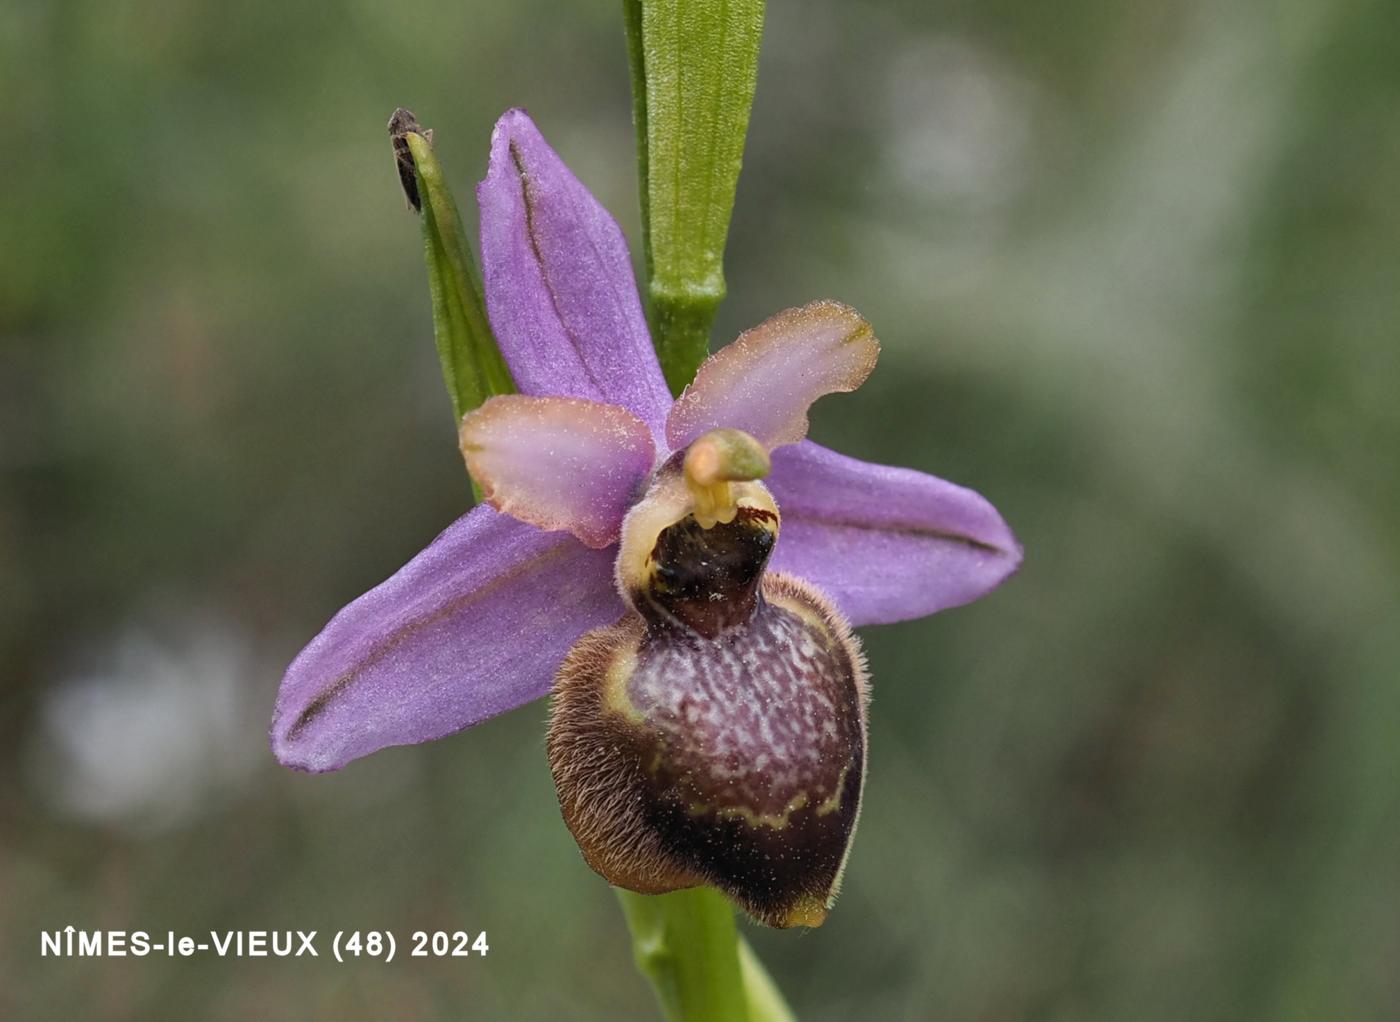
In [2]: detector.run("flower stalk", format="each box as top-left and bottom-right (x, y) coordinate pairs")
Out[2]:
(738, 934), (797, 1022)
(615, 888), (795, 1022)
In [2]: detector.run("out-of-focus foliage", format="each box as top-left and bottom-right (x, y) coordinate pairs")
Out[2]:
(3, 0), (1398, 1019)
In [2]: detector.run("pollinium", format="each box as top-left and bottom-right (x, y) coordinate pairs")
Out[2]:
(547, 439), (868, 928)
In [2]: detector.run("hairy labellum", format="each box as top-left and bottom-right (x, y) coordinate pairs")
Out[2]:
(548, 461), (869, 928)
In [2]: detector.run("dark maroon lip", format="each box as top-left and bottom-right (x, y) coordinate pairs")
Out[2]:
(549, 571), (869, 928)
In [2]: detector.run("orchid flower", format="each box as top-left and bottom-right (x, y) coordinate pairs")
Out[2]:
(271, 110), (1020, 928)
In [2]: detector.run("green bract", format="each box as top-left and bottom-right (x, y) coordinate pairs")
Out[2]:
(624, 0), (767, 393)
(391, 111), (514, 423)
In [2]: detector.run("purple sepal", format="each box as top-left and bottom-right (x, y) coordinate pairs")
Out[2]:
(477, 109), (673, 436)
(271, 504), (622, 772)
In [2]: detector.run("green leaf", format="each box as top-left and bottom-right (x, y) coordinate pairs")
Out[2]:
(624, 0), (767, 393)
(389, 109), (515, 423)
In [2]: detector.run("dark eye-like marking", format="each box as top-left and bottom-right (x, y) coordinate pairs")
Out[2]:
(640, 507), (779, 636)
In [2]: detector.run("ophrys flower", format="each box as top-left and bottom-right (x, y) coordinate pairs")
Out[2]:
(271, 109), (1020, 928)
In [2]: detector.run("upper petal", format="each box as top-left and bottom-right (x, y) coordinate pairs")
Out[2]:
(766, 441), (1021, 627)
(478, 109), (672, 436)
(271, 505), (622, 772)
(460, 395), (656, 548)
(666, 301), (879, 452)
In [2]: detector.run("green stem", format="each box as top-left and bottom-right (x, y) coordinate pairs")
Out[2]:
(738, 936), (797, 1022)
(616, 888), (794, 1022)
(615, 888), (747, 1022)
(649, 290), (723, 395)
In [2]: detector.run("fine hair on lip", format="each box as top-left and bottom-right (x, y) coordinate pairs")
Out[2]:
(548, 571), (869, 929)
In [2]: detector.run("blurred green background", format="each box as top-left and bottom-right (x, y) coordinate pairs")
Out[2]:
(4, 0), (1399, 1018)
